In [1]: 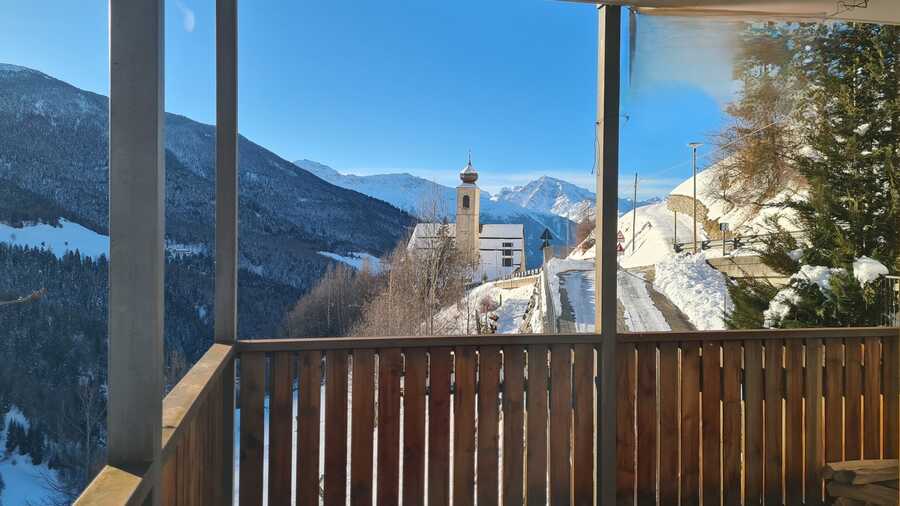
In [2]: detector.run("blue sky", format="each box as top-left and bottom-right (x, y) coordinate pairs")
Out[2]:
(0, 1), (736, 199)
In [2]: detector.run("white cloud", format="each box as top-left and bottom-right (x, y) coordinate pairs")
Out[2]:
(176, 1), (196, 33)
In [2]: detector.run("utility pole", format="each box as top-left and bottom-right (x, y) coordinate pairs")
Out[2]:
(689, 142), (703, 253)
(632, 172), (638, 254)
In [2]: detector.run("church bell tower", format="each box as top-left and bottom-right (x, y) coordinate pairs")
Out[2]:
(456, 153), (480, 260)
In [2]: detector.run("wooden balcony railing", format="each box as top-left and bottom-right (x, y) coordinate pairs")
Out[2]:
(75, 327), (900, 505)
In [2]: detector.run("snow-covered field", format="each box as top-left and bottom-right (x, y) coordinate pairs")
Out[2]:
(0, 407), (59, 506)
(317, 251), (382, 272)
(0, 219), (108, 259)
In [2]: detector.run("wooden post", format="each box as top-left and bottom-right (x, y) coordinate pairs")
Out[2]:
(215, 0), (239, 503)
(594, 4), (621, 505)
(108, 0), (165, 503)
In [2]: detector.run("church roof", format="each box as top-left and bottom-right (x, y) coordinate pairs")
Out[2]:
(459, 152), (478, 185)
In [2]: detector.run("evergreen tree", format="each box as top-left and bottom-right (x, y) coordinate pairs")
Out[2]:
(728, 23), (900, 328)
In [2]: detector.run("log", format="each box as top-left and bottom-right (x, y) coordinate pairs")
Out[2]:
(824, 459), (900, 485)
(826, 482), (899, 506)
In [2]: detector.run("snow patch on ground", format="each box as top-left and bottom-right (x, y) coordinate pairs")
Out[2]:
(1, 407), (59, 506)
(434, 281), (535, 335)
(853, 256), (888, 285)
(0, 219), (108, 259)
(317, 251), (382, 272)
(654, 253), (731, 330)
(560, 271), (596, 332)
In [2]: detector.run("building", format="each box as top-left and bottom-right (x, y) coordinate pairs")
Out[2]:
(408, 156), (526, 281)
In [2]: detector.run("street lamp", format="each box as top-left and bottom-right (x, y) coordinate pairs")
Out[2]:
(688, 142), (703, 253)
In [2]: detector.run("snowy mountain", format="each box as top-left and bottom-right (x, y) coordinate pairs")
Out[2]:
(492, 176), (660, 222)
(294, 160), (577, 268)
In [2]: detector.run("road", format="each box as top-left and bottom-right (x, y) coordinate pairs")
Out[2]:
(555, 266), (695, 332)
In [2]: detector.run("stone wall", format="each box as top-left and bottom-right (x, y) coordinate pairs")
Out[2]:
(666, 194), (725, 241)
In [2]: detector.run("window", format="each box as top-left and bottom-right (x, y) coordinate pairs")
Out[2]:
(502, 242), (513, 247)
(502, 258), (513, 267)
(462, 195), (470, 209)
(502, 249), (512, 257)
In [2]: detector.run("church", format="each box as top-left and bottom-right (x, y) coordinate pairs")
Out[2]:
(408, 156), (526, 281)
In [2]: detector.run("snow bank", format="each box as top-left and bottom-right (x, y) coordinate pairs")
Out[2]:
(653, 253), (731, 330)
(317, 251), (382, 273)
(0, 219), (108, 259)
(1, 407), (59, 506)
(853, 256), (888, 285)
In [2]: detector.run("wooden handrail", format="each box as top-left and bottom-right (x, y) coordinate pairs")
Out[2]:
(238, 327), (899, 352)
(74, 463), (155, 506)
(75, 344), (234, 505)
(161, 343), (235, 459)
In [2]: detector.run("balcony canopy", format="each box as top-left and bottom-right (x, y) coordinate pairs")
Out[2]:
(563, 0), (900, 25)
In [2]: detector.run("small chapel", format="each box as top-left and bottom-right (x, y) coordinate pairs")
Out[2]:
(409, 155), (526, 281)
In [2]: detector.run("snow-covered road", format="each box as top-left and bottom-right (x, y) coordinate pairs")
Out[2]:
(555, 266), (672, 332)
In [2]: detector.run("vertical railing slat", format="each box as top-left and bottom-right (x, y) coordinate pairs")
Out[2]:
(863, 337), (882, 459)
(377, 349), (402, 505)
(324, 350), (349, 506)
(658, 343), (678, 506)
(402, 348), (427, 506)
(239, 352), (266, 506)
(502, 346), (526, 506)
(454, 346), (478, 506)
(845, 338), (863, 460)
(428, 349), (452, 506)
(616, 344), (637, 506)
(351, 350), (376, 506)
(162, 452), (177, 506)
(744, 340), (764, 505)
(573, 343), (595, 506)
(883, 337), (900, 459)
(478, 346), (502, 506)
(764, 341), (784, 506)
(701, 341), (721, 506)
(526, 345), (548, 506)
(722, 341), (742, 505)
(680, 342), (701, 506)
(824, 341), (844, 463)
(805, 339), (824, 506)
(269, 352), (294, 506)
(785, 340), (804, 505)
(297, 351), (322, 506)
(549, 344), (573, 506)
(636, 342), (657, 506)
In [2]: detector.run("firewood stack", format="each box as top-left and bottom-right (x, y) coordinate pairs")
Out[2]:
(824, 459), (899, 505)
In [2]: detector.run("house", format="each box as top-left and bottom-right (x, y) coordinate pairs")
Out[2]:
(408, 156), (526, 280)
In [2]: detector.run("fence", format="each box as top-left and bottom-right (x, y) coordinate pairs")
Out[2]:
(618, 328), (899, 506)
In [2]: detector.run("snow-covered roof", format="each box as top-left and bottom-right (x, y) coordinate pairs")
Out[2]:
(481, 223), (524, 239)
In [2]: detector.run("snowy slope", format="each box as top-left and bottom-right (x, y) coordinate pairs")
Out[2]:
(0, 407), (59, 506)
(671, 166), (804, 236)
(0, 219), (108, 258)
(570, 202), (699, 269)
